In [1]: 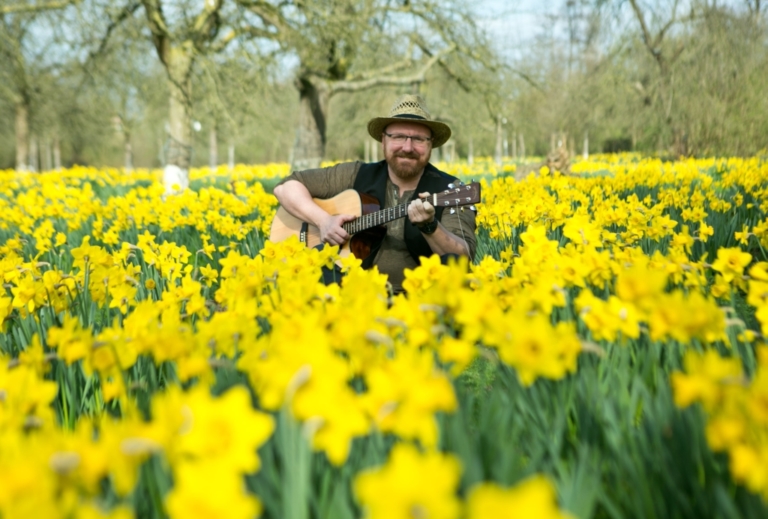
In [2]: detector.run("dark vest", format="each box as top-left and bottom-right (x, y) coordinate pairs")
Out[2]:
(353, 160), (459, 269)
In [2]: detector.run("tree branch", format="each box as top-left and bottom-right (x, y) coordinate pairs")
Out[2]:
(0, 0), (80, 14)
(190, 0), (224, 50)
(744, 0), (762, 17)
(629, 0), (657, 56)
(343, 47), (415, 82)
(237, 0), (291, 37)
(329, 44), (455, 95)
(0, 79), (18, 101)
(210, 24), (274, 52)
(441, 60), (476, 94)
(84, 1), (141, 65)
(140, 0), (170, 65)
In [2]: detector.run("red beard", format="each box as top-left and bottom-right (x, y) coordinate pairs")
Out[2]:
(386, 150), (430, 180)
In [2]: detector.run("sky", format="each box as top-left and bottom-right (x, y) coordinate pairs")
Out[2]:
(473, 0), (560, 59)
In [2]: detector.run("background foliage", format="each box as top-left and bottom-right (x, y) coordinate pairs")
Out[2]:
(0, 0), (766, 170)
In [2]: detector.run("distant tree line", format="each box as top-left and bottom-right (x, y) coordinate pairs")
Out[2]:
(0, 0), (765, 175)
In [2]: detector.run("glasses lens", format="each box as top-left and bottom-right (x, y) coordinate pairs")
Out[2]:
(386, 133), (430, 146)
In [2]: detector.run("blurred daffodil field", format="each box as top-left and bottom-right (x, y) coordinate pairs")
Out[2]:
(2, 154), (768, 519)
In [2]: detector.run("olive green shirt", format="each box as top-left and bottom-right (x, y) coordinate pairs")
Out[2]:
(279, 161), (477, 292)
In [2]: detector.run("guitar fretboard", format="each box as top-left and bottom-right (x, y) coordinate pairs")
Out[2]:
(343, 202), (410, 234)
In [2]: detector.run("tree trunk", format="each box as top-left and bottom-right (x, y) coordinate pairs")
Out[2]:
(15, 101), (29, 171)
(519, 133), (525, 158)
(209, 125), (218, 170)
(512, 131), (517, 159)
(54, 136), (61, 171)
(292, 76), (329, 171)
(494, 114), (503, 166)
(228, 141), (235, 171)
(29, 136), (39, 172)
(163, 48), (193, 193)
(672, 129), (688, 157)
(43, 139), (52, 172)
(444, 142), (455, 163)
(468, 136), (474, 166)
(583, 132), (589, 159)
(124, 132), (134, 172)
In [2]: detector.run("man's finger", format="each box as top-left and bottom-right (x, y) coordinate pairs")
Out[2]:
(411, 199), (433, 216)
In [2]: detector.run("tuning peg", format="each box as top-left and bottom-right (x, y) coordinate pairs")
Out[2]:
(447, 183), (455, 189)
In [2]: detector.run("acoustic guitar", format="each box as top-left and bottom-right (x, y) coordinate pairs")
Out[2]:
(269, 182), (481, 261)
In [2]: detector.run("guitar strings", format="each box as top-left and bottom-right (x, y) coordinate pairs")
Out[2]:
(454, 207), (472, 259)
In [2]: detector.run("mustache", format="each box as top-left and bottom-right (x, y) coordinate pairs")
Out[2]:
(394, 151), (420, 160)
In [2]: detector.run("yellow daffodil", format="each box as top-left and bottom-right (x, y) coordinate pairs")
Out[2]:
(354, 443), (462, 519)
(466, 475), (575, 519)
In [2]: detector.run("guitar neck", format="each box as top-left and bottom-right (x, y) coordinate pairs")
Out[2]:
(343, 202), (410, 235)
(339, 182), (480, 235)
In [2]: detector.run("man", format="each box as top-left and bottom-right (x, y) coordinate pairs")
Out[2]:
(273, 94), (476, 293)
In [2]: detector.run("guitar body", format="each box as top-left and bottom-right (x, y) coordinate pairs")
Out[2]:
(269, 182), (480, 263)
(269, 189), (386, 261)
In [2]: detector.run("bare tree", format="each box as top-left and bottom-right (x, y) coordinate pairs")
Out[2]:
(0, 0), (80, 170)
(135, 0), (242, 190)
(628, 0), (694, 154)
(744, 0), (763, 20)
(80, 3), (156, 171)
(56, 0), (496, 175)
(239, 0), (494, 170)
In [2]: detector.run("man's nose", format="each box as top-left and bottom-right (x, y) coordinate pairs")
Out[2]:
(401, 137), (415, 151)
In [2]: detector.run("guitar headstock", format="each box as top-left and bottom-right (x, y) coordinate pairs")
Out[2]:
(433, 182), (481, 208)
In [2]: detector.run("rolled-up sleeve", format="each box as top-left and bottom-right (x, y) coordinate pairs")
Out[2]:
(439, 206), (477, 260)
(276, 162), (361, 199)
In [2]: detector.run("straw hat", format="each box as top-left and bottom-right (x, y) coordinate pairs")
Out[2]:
(367, 95), (452, 148)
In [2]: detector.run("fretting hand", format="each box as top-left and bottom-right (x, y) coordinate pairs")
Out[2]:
(319, 213), (356, 245)
(407, 192), (436, 226)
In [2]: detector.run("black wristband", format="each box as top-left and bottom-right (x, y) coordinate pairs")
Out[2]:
(417, 219), (438, 235)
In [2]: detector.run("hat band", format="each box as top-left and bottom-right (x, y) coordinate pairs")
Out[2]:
(392, 114), (427, 121)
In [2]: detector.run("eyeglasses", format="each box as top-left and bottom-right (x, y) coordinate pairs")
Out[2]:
(383, 132), (432, 147)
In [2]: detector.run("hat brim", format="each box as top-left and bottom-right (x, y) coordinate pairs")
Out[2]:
(367, 116), (451, 148)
